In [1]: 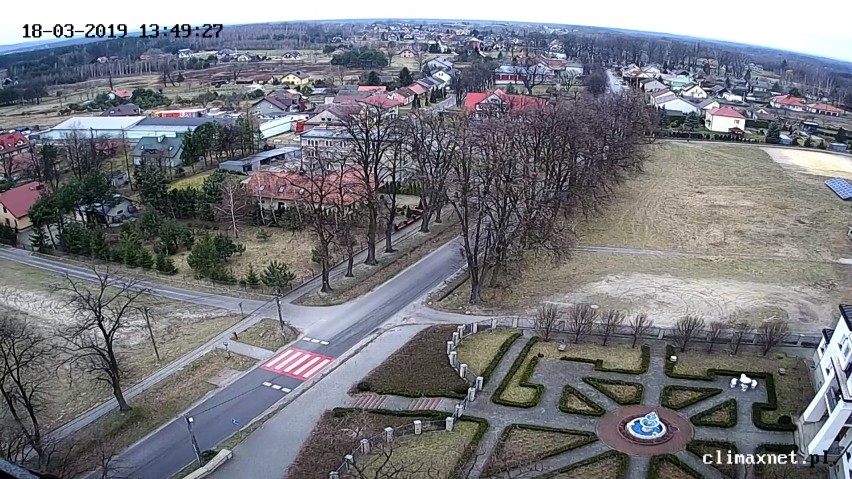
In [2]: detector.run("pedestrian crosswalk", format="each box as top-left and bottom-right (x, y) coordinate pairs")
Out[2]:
(260, 347), (334, 381)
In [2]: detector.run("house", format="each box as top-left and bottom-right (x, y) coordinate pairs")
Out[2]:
(131, 136), (184, 168)
(696, 98), (721, 115)
(333, 91), (373, 104)
(0, 181), (43, 231)
(101, 103), (143, 117)
(463, 90), (545, 115)
(0, 131), (34, 180)
(807, 102), (845, 117)
(680, 84), (708, 100)
(394, 87), (416, 105)
(280, 71), (311, 87)
(108, 90), (132, 100)
(235, 53), (254, 62)
(77, 194), (139, 227)
(493, 64), (555, 86)
(398, 48), (419, 58)
(426, 57), (454, 71)
(750, 80), (772, 93)
(407, 83), (429, 99)
(357, 86), (387, 93)
(252, 93), (304, 116)
(655, 97), (699, 115)
(177, 49), (193, 59)
(431, 70), (453, 85)
(796, 305), (852, 474)
(722, 91), (744, 103)
(303, 103), (363, 130)
(246, 167), (367, 211)
(640, 79), (667, 93)
(282, 51), (302, 60)
(704, 106), (746, 132)
(770, 95), (807, 112)
(358, 94), (403, 116)
(665, 76), (693, 91)
(650, 89), (677, 105)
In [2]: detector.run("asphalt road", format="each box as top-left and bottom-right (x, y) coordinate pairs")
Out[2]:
(114, 238), (465, 479)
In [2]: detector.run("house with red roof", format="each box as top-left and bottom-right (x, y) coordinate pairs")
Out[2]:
(0, 131), (34, 180)
(770, 94), (807, 112)
(806, 102), (845, 117)
(357, 86), (387, 93)
(358, 93), (404, 117)
(0, 181), (44, 231)
(245, 168), (368, 211)
(463, 90), (546, 116)
(705, 106), (746, 133)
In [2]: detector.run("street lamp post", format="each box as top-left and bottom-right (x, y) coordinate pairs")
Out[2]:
(184, 415), (203, 467)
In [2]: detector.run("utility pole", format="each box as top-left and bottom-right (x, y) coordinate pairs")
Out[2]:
(238, 301), (243, 316)
(276, 297), (284, 333)
(184, 415), (202, 467)
(142, 306), (160, 362)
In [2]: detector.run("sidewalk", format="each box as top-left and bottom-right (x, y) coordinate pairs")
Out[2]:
(210, 323), (429, 479)
(217, 340), (274, 361)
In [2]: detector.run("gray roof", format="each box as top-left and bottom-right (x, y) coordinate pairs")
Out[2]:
(131, 136), (183, 158)
(101, 103), (142, 117)
(135, 117), (224, 127)
(301, 128), (353, 140)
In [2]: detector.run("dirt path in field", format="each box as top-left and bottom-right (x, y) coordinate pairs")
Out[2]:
(761, 147), (852, 178)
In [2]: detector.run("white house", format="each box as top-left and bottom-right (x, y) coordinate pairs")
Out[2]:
(680, 84), (708, 100)
(704, 107), (746, 132)
(722, 91), (744, 103)
(797, 305), (852, 477)
(431, 70), (453, 85)
(656, 97), (699, 115)
(641, 79), (667, 93)
(697, 98), (721, 116)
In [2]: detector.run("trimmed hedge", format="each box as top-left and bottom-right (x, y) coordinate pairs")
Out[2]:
(559, 385), (606, 416)
(492, 337), (543, 408)
(690, 399), (738, 428)
(484, 424), (597, 474)
(648, 454), (702, 479)
(453, 416), (489, 477)
(538, 450), (629, 479)
(664, 345), (795, 431)
(687, 440), (738, 479)
(583, 377), (644, 405)
(480, 331), (523, 385)
(660, 385), (722, 410)
(559, 344), (651, 374)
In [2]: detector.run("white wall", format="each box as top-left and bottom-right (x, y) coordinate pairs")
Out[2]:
(705, 114), (744, 132)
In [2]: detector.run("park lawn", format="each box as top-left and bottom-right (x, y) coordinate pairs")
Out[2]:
(660, 386), (721, 410)
(652, 457), (701, 479)
(687, 441), (737, 479)
(670, 350), (813, 422)
(357, 420), (480, 478)
(237, 320), (295, 351)
(483, 425), (596, 475)
(68, 349), (255, 474)
(549, 451), (629, 479)
(169, 170), (214, 190)
(358, 325), (468, 398)
(498, 342), (644, 404)
(456, 328), (521, 377)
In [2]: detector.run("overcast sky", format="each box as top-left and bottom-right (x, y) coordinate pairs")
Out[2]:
(2, 0), (851, 63)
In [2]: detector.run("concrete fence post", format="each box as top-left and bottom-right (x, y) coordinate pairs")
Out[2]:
(491, 318), (497, 330)
(446, 416), (454, 431)
(512, 317), (519, 328)
(657, 328), (665, 340)
(446, 340), (454, 354)
(384, 427), (394, 443)
(414, 420), (422, 435)
(359, 438), (371, 454)
(449, 351), (457, 367)
(457, 325), (465, 339)
(797, 334), (804, 346)
(459, 363), (468, 378)
(452, 332), (460, 346)
(455, 403), (464, 417)
(476, 376), (484, 391)
(344, 455), (354, 465)
(329, 472), (339, 479)
(467, 387), (476, 402)
(472, 322), (478, 334)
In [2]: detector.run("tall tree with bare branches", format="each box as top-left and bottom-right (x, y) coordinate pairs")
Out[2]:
(673, 315), (705, 352)
(534, 304), (560, 341)
(757, 319), (791, 356)
(566, 303), (598, 344)
(215, 176), (252, 239)
(402, 110), (456, 233)
(598, 310), (625, 346)
(706, 321), (728, 353)
(628, 314), (653, 348)
(54, 268), (147, 411)
(729, 320), (753, 355)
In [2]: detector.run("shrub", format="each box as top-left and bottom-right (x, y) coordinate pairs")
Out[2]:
(690, 398), (738, 428)
(356, 381), (371, 392)
(648, 454), (702, 479)
(480, 332), (522, 385)
(492, 337), (543, 408)
(660, 385), (722, 410)
(583, 377), (643, 405)
(544, 451), (629, 478)
(559, 385), (606, 416)
(559, 344), (650, 374)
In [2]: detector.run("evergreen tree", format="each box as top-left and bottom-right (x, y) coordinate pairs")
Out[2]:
(155, 248), (178, 275)
(684, 113), (701, 131)
(766, 122), (782, 144)
(89, 228), (110, 260)
(138, 249), (154, 269)
(398, 67), (413, 86)
(134, 165), (170, 213)
(261, 260), (297, 295)
(244, 264), (261, 287)
(429, 90), (437, 104)
(836, 127), (848, 144)
(366, 70), (382, 86)
(30, 227), (49, 252)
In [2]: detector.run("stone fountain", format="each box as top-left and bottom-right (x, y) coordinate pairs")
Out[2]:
(625, 410), (667, 441)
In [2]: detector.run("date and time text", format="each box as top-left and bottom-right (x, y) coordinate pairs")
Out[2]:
(22, 23), (224, 40)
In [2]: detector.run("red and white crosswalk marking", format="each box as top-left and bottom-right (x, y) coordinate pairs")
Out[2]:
(260, 347), (334, 380)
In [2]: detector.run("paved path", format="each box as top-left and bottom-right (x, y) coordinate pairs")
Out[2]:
(217, 340), (274, 361)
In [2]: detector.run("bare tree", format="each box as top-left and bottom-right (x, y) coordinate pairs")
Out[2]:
(379, 143), (404, 254)
(0, 313), (49, 467)
(215, 176), (252, 239)
(757, 319), (791, 356)
(673, 315), (706, 352)
(628, 314), (653, 348)
(54, 268), (147, 411)
(403, 110), (456, 233)
(599, 310), (626, 346)
(566, 303), (597, 344)
(729, 320), (753, 355)
(706, 321), (728, 353)
(534, 304), (559, 342)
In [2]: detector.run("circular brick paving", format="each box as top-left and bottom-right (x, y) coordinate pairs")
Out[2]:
(596, 405), (693, 456)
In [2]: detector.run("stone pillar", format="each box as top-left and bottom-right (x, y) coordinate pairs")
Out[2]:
(414, 420), (422, 435)
(445, 416), (455, 431)
(467, 387), (476, 402)
(472, 322), (478, 334)
(512, 317), (519, 328)
(329, 472), (339, 479)
(457, 325), (465, 339)
(384, 427), (394, 443)
(452, 332), (459, 346)
(491, 318), (498, 329)
(446, 340), (454, 354)
(449, 351), (457, 367)
(455, 403), (464, 417)
(476, 376), (484, 391)
(359, 438), (371, 454)
(459, 363), (468, 378)
(344, 455), (354, 465)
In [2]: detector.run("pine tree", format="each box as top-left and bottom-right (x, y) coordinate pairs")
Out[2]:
(244, 264), (261, 287)
(398, 67), (413, 86)
(155, 249), (177, 275)
(261, 260), (297, 295)
(89, 228), (110, 260)
(30, 227), (49, 252)
(766, 122), (782, 144)
(138, 249), (154, 269)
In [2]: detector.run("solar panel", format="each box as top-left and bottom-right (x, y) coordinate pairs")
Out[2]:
(825, 177), (852, 200)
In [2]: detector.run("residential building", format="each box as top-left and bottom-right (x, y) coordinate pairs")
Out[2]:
(0, 131), (34, 180)
(770, 95), (807, 112)
(101, 103), (143, 117)
(280, 72), (311, 87)
(704, 106), (746, 132)
(426, 57), (454, 71)
(463, 90), (545, 116)
(131, 136), (184, 168)
(77, 194), (139, 227)
(357, 86), (387, 93)
(398, 48), (418, 58)
(722, 91), (744, 103)
(252, 93), (304, 116)
(109, 89), (132, 100)
(696, 98), (721, 116)
(0, 181), (43, 230)
(655, 97), (699, 115)
(303, 103), (363, 130)
(680, 84), (708, 100)
(282, 51), (302, 60)
(641, 79), (667, 93)
(797, 305), (852, 475)
(807, 103), (845, 117)
(432, 70), (453, 85)
(246, 167), (367, 211)
(493, 64), (555, 86)
(177, 49), (193, 59)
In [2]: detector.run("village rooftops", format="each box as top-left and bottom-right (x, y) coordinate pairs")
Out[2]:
(0, 181), (43, 218)
(707, 106), (746, 119)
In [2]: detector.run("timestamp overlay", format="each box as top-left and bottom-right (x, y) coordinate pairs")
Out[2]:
(21, 23), (224, 40)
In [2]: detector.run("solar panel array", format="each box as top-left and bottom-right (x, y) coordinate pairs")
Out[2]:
(825, 177), (852, 200)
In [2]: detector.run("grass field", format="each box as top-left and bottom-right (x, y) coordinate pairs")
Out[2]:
(440, 142), (852, 330)
(169, 170), (214, 190)
(456, 328), (520, 377)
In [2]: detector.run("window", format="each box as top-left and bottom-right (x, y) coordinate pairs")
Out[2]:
(259, 185), (265, 191)
(278, 186), (286, 193)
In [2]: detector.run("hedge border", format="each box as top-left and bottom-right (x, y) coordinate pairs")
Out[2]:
(479, 331), (523, 385)
(690, 398), (738, 428)
(559, 344), (651, 375)
(660, 385), (723, 410)
(537, 450), (630, 479)
(559, 385), (607, 416)
(664, 345), (796, 431)
(582, 377), (644, 405)
(686, 440), (738, 479)
(492, 337), (543, 408)
(482, 424), (597, 475)
(648, 454), (702, 479)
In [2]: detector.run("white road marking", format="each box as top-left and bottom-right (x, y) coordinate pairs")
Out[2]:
(283, 354), (310, 372)
(264, 349), (294, 368)
(271, 384), (282, 390)
(319, 341), (329, 345)
(293, 356), (321, 376)
(262, 382), (272, 387)
(282, 388), (291, 393)
(302, 337), (312, 342)
(310, 339), (320, 343)
(303, 359), (331, 379)
(275, 352), (303, 370)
